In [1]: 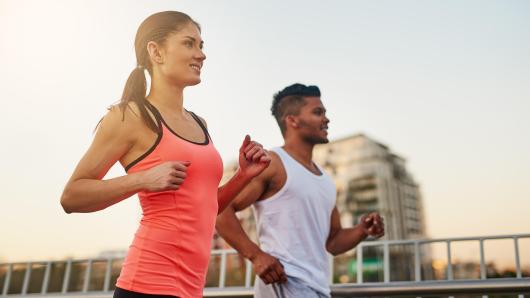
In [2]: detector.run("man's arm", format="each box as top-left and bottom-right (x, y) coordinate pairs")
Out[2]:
(216, 154), (287, 284)
(326, 208), (385, 256)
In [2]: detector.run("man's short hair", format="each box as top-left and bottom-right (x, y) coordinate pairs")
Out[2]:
(271, 83), (321, 136)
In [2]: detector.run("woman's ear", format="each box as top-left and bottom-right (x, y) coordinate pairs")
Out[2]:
(146, 41), (164, 65)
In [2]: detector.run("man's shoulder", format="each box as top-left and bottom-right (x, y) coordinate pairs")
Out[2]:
(261, 149), (284, 179)
(253, 148), (286, 190)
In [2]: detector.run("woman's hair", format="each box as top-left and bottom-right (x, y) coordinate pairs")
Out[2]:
(118, 11), (200, 132)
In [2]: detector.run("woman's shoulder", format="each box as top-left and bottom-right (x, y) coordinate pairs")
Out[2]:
(98, 102), (148, 136)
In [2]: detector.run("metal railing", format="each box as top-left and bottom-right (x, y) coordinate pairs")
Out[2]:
(349, 233), (530, 283)
(1, 233), (529, 297)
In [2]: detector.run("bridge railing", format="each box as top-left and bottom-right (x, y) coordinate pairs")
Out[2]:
(1, 233), (529, 297)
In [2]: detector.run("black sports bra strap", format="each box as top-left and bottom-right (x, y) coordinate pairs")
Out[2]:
(188, 111), (211, 140)
(144, 101), (163, 123)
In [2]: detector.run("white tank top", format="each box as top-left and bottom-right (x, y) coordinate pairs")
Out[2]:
(252, 147), (336, 295)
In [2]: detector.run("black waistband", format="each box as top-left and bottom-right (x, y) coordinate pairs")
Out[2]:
(113, 287), (179, 298)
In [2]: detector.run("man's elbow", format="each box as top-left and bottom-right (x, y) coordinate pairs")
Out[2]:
(327, 249), (340, 257)
(218, 202), (236, 216)
(326, 243), (340, 256)
(215, 210), (230, 228)
(215, 205), (236, 233)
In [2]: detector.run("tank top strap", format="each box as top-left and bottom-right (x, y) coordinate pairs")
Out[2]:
(271, 147), (295, 169)
(272, 147), (326, 179)
(187, 110), (212, 141)
(123, 101), (162, 173)
(144, 100), (163, 128)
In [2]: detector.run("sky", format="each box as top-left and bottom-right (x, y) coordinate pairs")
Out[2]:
(0, 0), (529, 268)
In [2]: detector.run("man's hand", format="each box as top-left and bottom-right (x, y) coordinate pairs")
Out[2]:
(250, 251), (287, 284)
(359, 212), (385, 238)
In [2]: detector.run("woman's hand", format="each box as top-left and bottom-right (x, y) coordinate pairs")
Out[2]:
(139, 161), (190, 192)
(238, 135), (271, 180)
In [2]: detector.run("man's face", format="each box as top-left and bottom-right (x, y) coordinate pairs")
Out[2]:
(292, 96), (330, 144)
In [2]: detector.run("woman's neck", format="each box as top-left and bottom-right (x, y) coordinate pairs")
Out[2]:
(147, 76), (185, 114)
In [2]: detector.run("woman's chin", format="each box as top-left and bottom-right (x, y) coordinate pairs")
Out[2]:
(185, 77), (201, 87)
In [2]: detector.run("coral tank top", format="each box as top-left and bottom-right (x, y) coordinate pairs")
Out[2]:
(116, 102), (223, 298)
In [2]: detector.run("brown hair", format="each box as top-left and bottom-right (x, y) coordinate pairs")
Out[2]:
(118, 11), (200, 132)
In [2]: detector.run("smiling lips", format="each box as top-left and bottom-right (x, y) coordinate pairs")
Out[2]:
(190, 64), (201, 73)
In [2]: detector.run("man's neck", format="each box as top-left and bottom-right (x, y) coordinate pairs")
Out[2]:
(282, 138), (315, 169)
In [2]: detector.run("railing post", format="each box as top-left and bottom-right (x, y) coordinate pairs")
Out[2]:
(82, 260), (92, 293)
(356, 246), (363, 284)
(2, 264), (12, 296)
(41, 261), (51, 294)
(446, 241), (453, 280)
(21, 263), (31, 295)
(480, 239), (486, 279)
(244, 259), (252, 288)
(219, 252), (227, 288)
(62, 260), (72, 294)
(103, 258), (113, 292)
(383, 243), (390, 283)
(514, 237), (522, 279)
(329, 254), (334, 284)
(414, 241), (421, 282)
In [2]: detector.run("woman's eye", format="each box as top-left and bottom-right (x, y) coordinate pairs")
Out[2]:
(184, 41), (193, 48)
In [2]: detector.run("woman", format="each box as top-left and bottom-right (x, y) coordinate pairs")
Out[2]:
(60, 11), (270, 298)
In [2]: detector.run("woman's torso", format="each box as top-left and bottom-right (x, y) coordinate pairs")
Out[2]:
(116, 102), (223, 298)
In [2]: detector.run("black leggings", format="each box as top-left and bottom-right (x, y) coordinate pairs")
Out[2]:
(113, 287), (179, 298)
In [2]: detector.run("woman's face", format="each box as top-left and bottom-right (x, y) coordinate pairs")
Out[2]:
(158, 22), (206, 87)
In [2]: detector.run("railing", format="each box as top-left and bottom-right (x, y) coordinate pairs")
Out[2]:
(349, 233), (530, 283)
(1, 233), (529, 297)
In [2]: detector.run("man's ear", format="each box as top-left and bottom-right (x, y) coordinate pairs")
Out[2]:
(146, 41), (164, 65)
(285, 115), (299, 128)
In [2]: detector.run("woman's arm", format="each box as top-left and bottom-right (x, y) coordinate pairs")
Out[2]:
(60, 107), (142, 213)
(217, 135), (271, 213)
(60, 106), (189, 213)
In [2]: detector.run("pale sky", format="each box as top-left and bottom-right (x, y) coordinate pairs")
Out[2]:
(1, 0), (529, 268)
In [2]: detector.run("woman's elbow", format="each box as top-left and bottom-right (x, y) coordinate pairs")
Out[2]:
(60, 189), (74, 214)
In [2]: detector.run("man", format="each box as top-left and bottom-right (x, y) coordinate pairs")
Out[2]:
(216, 83), (385, 298)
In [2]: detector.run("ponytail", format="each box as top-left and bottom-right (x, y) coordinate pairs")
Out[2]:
(118, 66), (158, 133)
(107, 11), (199, 133)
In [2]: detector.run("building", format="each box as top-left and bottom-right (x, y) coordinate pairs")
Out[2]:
(313, 133), (426, 240)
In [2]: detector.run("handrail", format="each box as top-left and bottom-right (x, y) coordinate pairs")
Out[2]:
(1, 233), (528, 297)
